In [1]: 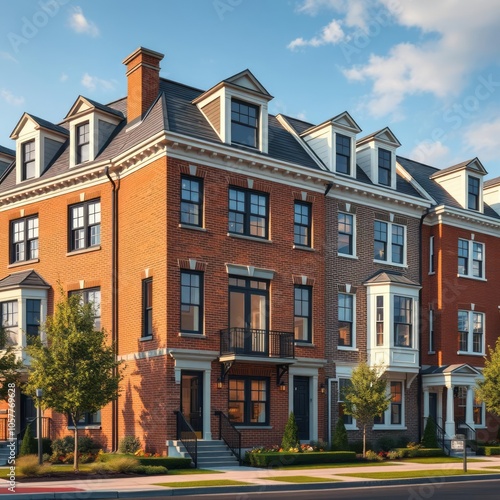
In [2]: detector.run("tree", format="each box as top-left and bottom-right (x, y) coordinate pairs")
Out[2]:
(19, 423), (37, 456)
(421, 416), (439, 448)
(25, 291), (124, 471)
(0, 324), (23, 400)
(332, 417), (349, 451)
(476, 338), (500, 417)
(281, 412), (299, 451)
(342, 362), (390, 458)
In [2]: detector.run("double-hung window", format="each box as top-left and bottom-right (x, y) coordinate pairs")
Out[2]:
(228, 376), (269, 425)
(429, 236), (435, 274)
(338, 293), (354, 348)
(11, 215), (38, 263)
(376, 296), (384, 346)
(70, 288), (101, 330)
(338, 378), (353, 426)
(374, 220), (405, 265)
(180, 175), (203, 227)
(142, 278), (153, 338)
(458, 239), (484, 278)
(228, 187), (268, 239)
(294, 285), (312, 343)
(231, 99), (259, 148)
(336, 134), (351, 175)
(26, 299), (41, 338)
(22, 140), (36, 181)
(294, 202), (311, 247)
(378, 148), (391, 186)
(468, 176), (480, 210)
(375, 381), (404, 426)
(180, 271), (203, 334)
(76, 122), (90, 164)
(69, 199), (101, 251)
(394, 296), (412, 347)
(458, 310), (484, 354)
(338, 213), (354, 256)
(1, 301), (18, 329)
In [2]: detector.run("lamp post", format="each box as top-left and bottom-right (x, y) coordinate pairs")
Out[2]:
(35, 389), (43, 465)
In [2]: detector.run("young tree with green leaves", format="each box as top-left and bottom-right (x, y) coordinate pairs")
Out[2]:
(25, 291), (124, 471)
(281, 412), (299, 451)
(342, 362), (390, 458)
(476, 338), (500, 418)
(0, 324), (23, 400)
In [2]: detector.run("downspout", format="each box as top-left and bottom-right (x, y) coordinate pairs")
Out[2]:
(105, 166), (119, 451)
(418, 208), (431, 441)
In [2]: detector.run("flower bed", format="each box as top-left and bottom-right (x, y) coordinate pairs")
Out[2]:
(245, 450), (356, 467)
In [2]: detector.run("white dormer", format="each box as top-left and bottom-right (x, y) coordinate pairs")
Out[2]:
(356, 127), (401, 189)
(10, 113), (68, 184)
(484, 177), (500, 215)
(300, 111), (361, 177)
(431, 158), (487, 213)
(64, 96), (123, 168)
(193, 70), (273, 154)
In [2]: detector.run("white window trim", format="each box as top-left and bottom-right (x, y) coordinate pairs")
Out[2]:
(338, 292), (356, 350)
(338, 212), (357, 258)
(428, 309), (435, 354)
(457, 309), (485, 356)
(429, 235), (435, 274)
(334, 132), (356, 179)
(374, 220), (407, 267)
(458, 238), (485, 280)
(337, 375), (358, 430)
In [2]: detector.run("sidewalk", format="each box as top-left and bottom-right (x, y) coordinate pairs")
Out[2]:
(2, 456), (500, 499)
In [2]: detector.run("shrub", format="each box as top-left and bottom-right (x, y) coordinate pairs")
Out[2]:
(42, 453), (51, 463)
(118, 436), (142, 454)
(245, 451), (356, 467)
(365, 450), (383, 461)
(88, 462), (111, 474)
(17, 455), (51, 477)
(52, 435), (101, 455)
(387, 450), (402, 460)
(421, 417), (439, 448)
(20, 425), (37, 456)
(134, 465), (168, 475)
(477, 446), (500, 456)
(395, 447), (444, 458)
(376, 436), (396, 452)
(106, 456), (139, 473)
(349, 440), (372, 454)
(281, 412), (299, 451)
(332, 419), (349, 451)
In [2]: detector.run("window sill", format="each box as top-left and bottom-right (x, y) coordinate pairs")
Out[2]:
(139, 336), (153, 342)
(457, 274), (486, 282)
(227, 233), (272, 244)
(66, 245), (101, 257)
(428, 351), (436, 355)
(457, 351), (484, 356)
(338, 253), (358, 260)
(345, 426), (359, 431)
(234, 425), (272, 430)
(293, 245), (315, 252)
(428, 272), (435, 276)
(372, 425), (407, 431)
(373, 259), (407, 268)
(295, 341), (314, 347)
(178, 223), (207, 232)
(338, 346), (358, 351)
(8, 258), (40, 269)
(68, 425), (101, 430)
(178, 332), (206, 338)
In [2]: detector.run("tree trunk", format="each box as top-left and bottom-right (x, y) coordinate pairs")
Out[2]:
(73, 417), (79, 472)
(363, 424), (366, 458)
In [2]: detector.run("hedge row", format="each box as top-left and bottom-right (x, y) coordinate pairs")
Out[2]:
(245, 451), (356, 467)
(394, 448), (445, 458)
(476, 446), (500, 456)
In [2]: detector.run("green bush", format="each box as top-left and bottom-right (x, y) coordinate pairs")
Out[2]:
(332, 419), (349, 451)
(34, 438), (52, 456)
(118, 436), (142, 454)
(349, 440), (373, 454)
(17, 455), (51, 476)
(281, 412), (299, 451)
(134, 465), (168, 475)
(395, 447), (444, 458)
(245, 451), (356, 467)
(376, 436), (397, 452)
(477, 446), (500, 456)
(20, 425), (37, 456)
(365, 450), (383, 461)
(52, 435), (100, 455)
(421, 417), (439, 448)
(106, 456), (139, 473)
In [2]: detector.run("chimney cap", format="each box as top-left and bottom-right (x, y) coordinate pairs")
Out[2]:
(122, 47), (164, 66)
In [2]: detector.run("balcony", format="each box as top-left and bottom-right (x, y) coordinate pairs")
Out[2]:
(220, 328), (295, 362)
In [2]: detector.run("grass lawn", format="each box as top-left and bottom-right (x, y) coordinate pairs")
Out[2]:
(337, 469), (495, 480)
(155, 479), (251, 488)
(268, 461), (397, 470)
(262, 475), (339, 483)
(0, 464), (93, 479)
(167, 469), (220, 475)
(400, 457), (485, 464)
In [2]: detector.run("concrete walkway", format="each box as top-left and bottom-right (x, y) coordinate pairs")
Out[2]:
(1, 456), (500, 499)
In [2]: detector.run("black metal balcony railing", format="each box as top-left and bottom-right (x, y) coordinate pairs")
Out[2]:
(220, 328), (295, 359)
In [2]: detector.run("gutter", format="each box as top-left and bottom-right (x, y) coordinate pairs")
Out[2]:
(105, 166), (119, 451)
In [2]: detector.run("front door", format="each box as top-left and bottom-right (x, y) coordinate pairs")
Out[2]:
(181, 371), (203, 438)
(20, 394), (37, 438)
(429, 392), (438, 424)
(294, 376), (310, 441)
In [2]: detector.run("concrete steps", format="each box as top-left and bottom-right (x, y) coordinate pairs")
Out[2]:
(167, 439), (240, 468)
(0, 442), (12, 466)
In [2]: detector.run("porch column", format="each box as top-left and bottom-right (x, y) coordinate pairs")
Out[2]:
(436, 387), (443, 428)
(311, 375), (319, 442)
(445, 384), (455, 438)
(465, 385), (475, 428)
(203, 369), (212, 440)
(423, 387), (430, 427)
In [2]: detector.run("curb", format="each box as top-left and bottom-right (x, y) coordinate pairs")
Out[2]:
(3, 473), (500, 499)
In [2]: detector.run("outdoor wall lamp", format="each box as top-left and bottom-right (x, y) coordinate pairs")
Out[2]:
(320, 383), (326, 395)
(278, 381), (287, 392)
(217, 378), (223, 389)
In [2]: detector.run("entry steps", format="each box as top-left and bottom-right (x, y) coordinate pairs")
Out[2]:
(167, 439), (240, 468)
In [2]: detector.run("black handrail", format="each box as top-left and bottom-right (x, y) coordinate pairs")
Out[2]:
(220, 328), (295, 358)
(431, 418), (450, 456)
(216, 411), (242, 465)
(456, 417), (477, 452)
(174, 411), (197, 468)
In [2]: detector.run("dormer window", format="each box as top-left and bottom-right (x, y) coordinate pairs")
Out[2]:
(378, 148), (391, 186)
(336, 134), (351, 175)
(468, 176), (480, 210)
(231, 99), (258, 148)
(22, 140), (36, 181)
(76, 122), (90, 164)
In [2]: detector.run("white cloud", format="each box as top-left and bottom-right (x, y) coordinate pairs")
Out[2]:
(296, 0), (374, 28)
(60, 73), (69, 83)
(288, 19), (345, 49)
(410, 140), (450, 167)
(68, 6), (99, 37)
(81, 73), (116, 92)
(463, 118), (500, 162)
(0, 89), (25, 106)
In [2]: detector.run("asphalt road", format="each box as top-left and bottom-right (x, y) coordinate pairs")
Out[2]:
(133, 478), (500, 500)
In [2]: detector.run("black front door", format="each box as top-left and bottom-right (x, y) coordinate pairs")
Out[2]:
(21, 394), (37, 437)
(293, 376), (310, 440)
(181, 371), (203, 437)
(429, 392), (437, 423)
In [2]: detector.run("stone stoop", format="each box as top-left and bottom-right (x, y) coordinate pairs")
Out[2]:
(167, 439), (240, 468)
(0, 442), (12, 466)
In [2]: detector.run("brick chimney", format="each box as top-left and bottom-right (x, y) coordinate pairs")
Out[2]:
(122, 47), (164, 123)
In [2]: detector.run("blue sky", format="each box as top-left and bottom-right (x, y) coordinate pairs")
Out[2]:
(1, 0), (500, 177)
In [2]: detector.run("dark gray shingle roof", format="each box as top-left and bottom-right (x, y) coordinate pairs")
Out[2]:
(0, 145), (15, 157)
(0, 270), (50, 289)
(364, 270), (420, 287)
